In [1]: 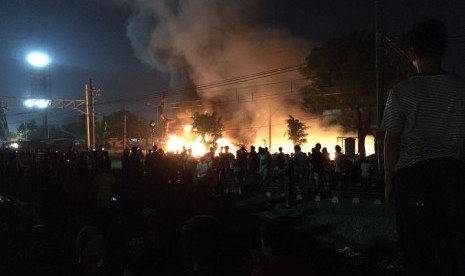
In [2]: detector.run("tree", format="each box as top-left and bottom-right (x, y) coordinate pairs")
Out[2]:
(17, 120), (40, 141)
(300, 32), (408, 157)
(285, 115), (309, 145)
(104, 110), (149, 146)
(8, 132), (17, 141)
(61, 114), (87, 139)
(0, 107), (9, 142)
(191, 111), (224, 151)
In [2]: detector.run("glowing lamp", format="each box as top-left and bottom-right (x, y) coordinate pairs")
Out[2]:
(26, 52), (50, 68)
(24, 99), (50, 109)
(24, 99), (34, 108)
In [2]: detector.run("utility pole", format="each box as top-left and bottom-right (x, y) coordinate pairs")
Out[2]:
(123, 109), (127, 150)
(375, 0), (385, 174)
(268, 105), (272, 151)
(85, 83), (91, 148)
(24, 120), (28, 140)
(84, 79), (98, 149)
(90, 79), (96, 149)
(147, 101), (160, 146)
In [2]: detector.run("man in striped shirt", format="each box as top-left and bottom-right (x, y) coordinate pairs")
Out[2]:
(382, 19), (465, 275)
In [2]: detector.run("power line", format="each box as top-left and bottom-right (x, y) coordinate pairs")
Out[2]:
(95, 64), (306, 107)
(169, 123), (288, 133)
(5, 80), (330, 124)
(96, 79), (309, 115)
(194, 64), (305, 90)
(2, 64), (323, 130)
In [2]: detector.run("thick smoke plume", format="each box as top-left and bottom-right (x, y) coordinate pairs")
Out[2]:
(122, 0), (356, 151)
(125, 0), (309, 83)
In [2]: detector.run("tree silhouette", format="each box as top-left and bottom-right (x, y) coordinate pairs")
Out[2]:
(300, 32), (408, 156)
(17, 120), (40, 141)
(285, 115), (309, 145)
(191, 112), (224, 152)
(103, 110), (148, 145)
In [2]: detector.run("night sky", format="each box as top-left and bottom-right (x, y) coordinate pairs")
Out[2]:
(1, 0), (464, 131)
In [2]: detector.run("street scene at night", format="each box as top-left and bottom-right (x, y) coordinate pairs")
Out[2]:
(1, 0), (465, 275)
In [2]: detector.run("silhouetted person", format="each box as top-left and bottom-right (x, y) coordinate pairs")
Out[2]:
(333, 145), (348, 190)
(121, 148), (130, 174)
(276, 147), (285, 171)
(236, 146), (248, 195)
(247, 146), (259, 194)
(309, 143), (325, 195)
(382, 19), (465, 276)
(127, 146), (142, 178)
(196, 156), (209, 195)
(258, 147), (272, 198)
(276, 147), (286, 182)
(293, 145), (308, 200)
(145, 148), (156, 177)
(218, 146), (235, 195)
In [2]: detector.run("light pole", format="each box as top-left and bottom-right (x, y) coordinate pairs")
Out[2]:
(26, 52), (51, 139)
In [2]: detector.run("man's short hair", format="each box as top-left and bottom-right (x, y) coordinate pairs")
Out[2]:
(404, 19), (447, 58)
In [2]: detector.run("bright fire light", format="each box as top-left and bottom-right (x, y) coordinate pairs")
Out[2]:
(184, 124), (192, 132)
(166, 134), (207, 156)
(166, 134), (239, 157)
(165, 131), (375, 159)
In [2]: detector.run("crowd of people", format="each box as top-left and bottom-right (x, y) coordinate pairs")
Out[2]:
(3, 17), (462, 276)
(119, 143), (377, 203)
(0, 141), (376, 275)
(0, 141), (380, 223)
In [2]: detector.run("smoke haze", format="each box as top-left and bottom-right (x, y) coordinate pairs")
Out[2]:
(122, 0), (315, 144)
(119, 0), (367, 153)
(125, 0), (309, 83)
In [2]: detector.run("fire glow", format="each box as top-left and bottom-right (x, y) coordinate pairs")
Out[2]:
(165, 124), (375, 159)
(122, 0), (378, 159)
(166, 134), (238, 157)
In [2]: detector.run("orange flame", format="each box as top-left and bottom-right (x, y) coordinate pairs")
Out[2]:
(166, 130), (375, 160)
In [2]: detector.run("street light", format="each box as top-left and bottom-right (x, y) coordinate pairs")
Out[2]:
(24, 99), (51, 109)
(26, 52), (50, 68)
